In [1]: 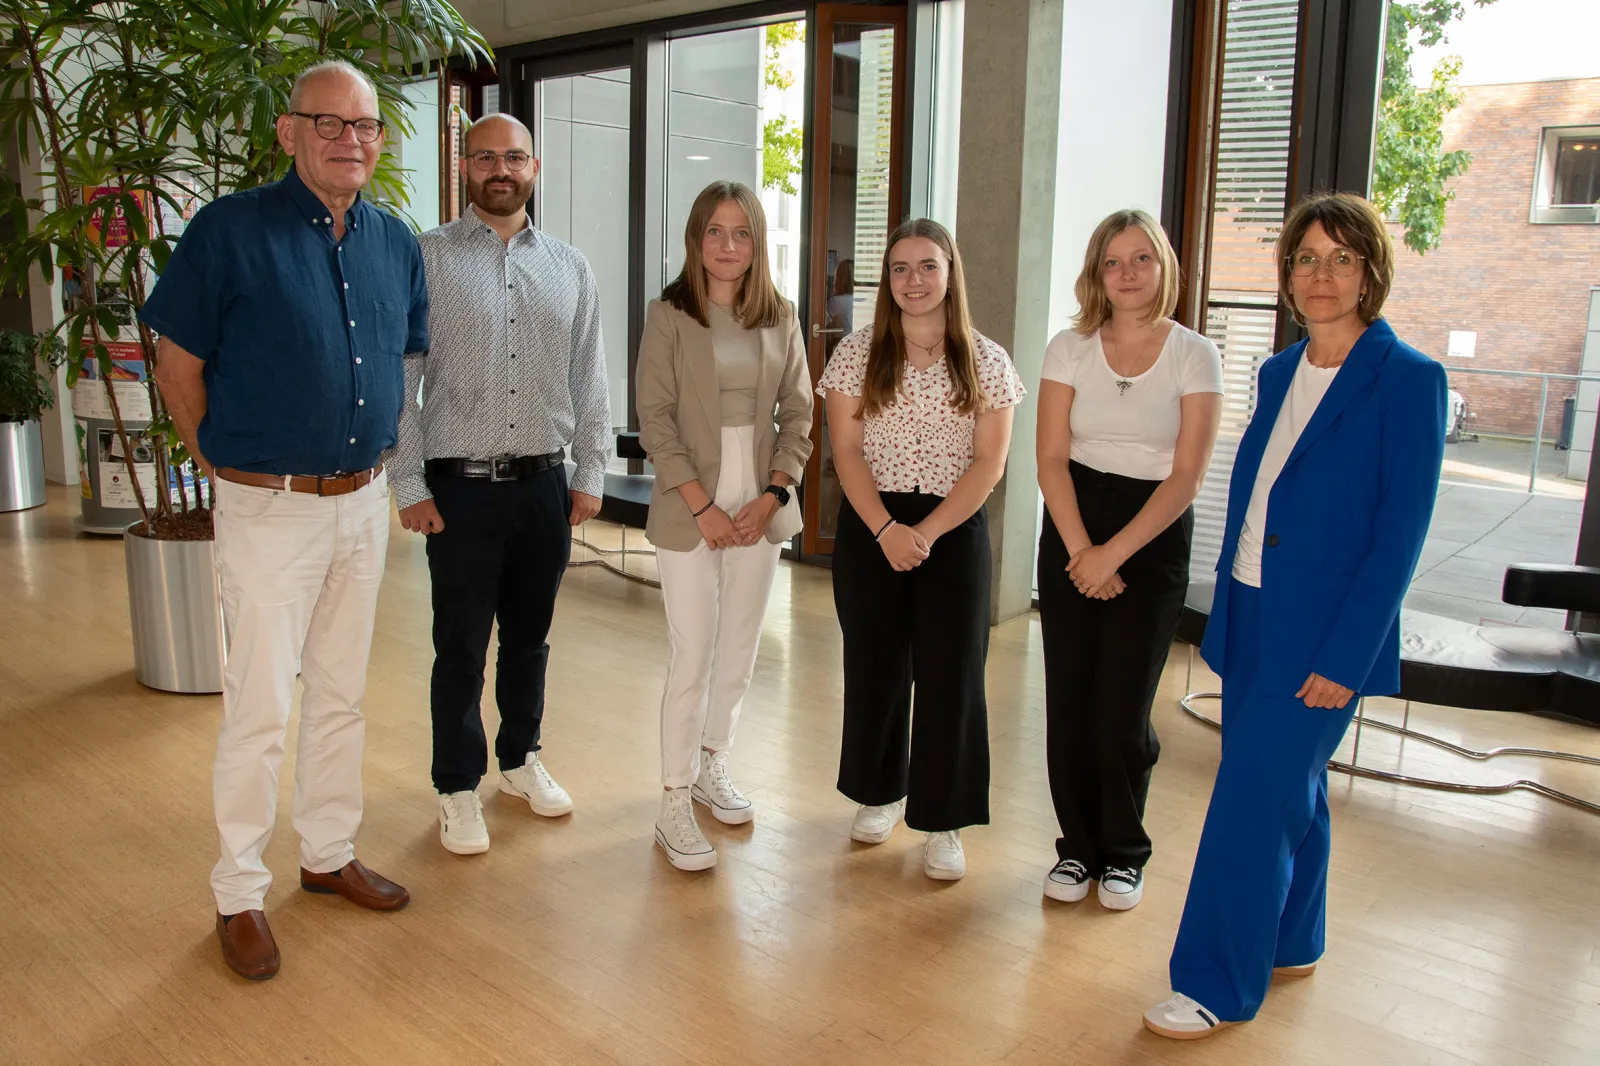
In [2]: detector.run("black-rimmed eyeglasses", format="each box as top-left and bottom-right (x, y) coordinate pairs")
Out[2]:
(468, 150), (532, 172)
(290, 112), (386, 143)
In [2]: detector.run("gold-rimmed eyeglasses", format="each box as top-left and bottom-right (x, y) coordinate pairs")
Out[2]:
(1285, 250), (1365, 277)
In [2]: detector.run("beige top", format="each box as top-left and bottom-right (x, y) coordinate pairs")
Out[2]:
(635, 299), (815, 551)
(709, 303), (761, 426)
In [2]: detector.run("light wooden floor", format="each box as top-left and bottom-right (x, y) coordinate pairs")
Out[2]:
(3, 484), (1599, 1066)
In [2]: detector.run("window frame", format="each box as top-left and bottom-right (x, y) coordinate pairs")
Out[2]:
(1530, 124), (1600, 224)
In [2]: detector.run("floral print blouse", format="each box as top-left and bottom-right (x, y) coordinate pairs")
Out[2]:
(816, 328), (1026, 496)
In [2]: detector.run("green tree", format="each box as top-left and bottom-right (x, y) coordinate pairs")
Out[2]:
(1373, 0), (1496, 254)
(762, 21), (804, 195)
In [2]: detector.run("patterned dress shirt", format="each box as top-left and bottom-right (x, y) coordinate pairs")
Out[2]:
(387, 206), (611, 509)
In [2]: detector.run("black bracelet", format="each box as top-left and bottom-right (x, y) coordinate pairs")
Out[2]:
(874, 517), (897, 541)
(692, 501), (714, 517)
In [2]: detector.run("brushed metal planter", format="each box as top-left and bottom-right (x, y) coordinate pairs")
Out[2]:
(0, 419), (46, 512)
(125, 528), (224, 694)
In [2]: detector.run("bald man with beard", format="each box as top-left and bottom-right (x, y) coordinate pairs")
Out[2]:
(385, 113), (611, 856)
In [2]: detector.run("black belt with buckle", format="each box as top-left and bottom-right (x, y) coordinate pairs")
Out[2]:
(426, 450), (565, 482)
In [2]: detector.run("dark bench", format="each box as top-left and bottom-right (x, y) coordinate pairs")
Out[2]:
(1175, 565), (1600, 814)
(567, 433), (658, 587)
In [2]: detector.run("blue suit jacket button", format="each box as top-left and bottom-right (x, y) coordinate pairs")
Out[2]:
(1265, 534), (1280, 548)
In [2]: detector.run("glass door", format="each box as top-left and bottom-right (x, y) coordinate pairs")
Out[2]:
(801, 3), (908, 557)
(521, 49), (634, 452)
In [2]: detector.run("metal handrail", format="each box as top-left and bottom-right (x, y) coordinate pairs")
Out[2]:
(1441, 365), (1600, 492)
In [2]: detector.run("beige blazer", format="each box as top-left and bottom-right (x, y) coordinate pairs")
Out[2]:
(635, 298), (815, 552)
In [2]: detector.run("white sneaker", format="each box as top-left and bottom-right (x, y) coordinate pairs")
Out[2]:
(499, 754), (573, 817)
(1098, 865), (1144, 910)
(1273, 960), (1318, 977)
(1142, 992), (1234, 1040)
(655, 788), (716, 871)
(850, 799), (906, 844)
(1043, 858), (1091, 902)
(438, 790), (489, 855)
(691, 750), (754, 825)
(923, 830), (966, 881)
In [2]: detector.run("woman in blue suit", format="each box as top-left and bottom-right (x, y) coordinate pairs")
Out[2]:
(1143, 192), (1447, 1040)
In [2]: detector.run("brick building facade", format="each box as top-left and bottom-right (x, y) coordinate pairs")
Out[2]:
(1382, 77), (1600, 439)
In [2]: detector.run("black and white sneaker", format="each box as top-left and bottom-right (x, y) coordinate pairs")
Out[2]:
(1098, 865), (1144, 910)
(1143, 992), (1234, 1040)
(1043, 858), (1091, 902)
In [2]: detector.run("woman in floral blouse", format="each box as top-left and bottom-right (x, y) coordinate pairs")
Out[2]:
(817, 217), (1026, 881)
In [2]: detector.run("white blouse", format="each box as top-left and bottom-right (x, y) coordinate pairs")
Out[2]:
(816, 328), (1027, 496)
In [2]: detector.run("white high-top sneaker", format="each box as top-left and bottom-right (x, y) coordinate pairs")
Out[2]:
(438, 791), (489, 855)
(499, 753), (573, 817)
(655, 788), (716, 871)
(850, 799), (906, 844)
(923, 830), (966, 881)
(691, 750), (754, 825)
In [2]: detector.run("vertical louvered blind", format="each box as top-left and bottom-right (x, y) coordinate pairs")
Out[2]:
(1190, 0), (1301, 578)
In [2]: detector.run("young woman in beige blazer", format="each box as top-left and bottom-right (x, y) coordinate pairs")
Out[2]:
(635, 181), (814, 871)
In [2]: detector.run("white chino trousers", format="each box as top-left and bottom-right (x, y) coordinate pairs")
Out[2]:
(210, 471), (390, 914)
(656, 425), (782, 788)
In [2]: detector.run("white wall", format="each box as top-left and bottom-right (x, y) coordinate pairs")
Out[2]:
(1049, 0), (1172, 333)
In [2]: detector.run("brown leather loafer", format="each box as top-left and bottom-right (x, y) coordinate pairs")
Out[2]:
(216, 910), (280, 981)
(300, 858), (410, 912)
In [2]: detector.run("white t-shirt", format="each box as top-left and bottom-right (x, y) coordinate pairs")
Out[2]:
(1231, 354), (1342, 587)
(1040, 323), (1223, 481)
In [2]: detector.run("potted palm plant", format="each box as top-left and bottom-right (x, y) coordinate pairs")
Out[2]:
(0, 328), (60, 511)
(0, 0), (489, 691)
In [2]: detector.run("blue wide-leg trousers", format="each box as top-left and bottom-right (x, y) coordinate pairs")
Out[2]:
(1168, 579), (1356, 1021)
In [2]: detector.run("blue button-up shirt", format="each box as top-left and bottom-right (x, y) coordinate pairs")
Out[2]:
(139, 165), (429, 475)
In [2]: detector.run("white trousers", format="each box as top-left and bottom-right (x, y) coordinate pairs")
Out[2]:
(656, 425), (782, 788)
(210, 471), (390, 913)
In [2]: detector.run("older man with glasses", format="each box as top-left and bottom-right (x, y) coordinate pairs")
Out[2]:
(385, 113), (610, 857)
(142, 59), (428, 982)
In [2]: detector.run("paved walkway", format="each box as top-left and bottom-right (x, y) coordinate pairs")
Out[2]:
(1410, 477), (1584, 628)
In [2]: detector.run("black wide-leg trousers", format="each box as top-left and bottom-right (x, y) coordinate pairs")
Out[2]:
(833, 492), (991, 832)
(1037, 460), (1192, 874)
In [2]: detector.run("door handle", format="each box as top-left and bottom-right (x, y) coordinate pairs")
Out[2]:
(811, 323), (845, 337)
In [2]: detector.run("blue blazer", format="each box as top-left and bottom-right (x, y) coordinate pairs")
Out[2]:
(1199, 318), (1447, 697)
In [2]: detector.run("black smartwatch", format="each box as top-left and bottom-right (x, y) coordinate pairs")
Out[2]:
(763, 483), (791, 507)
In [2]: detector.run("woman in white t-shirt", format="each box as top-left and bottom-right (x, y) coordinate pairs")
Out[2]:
(818, 218), (1025, 883)
(1035, 209), (1222, 912)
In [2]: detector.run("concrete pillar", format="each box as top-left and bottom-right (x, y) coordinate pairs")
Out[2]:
(954, 0), (1064, 622)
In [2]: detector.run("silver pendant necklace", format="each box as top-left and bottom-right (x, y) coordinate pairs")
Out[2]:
(1104, 327), (1161, 397)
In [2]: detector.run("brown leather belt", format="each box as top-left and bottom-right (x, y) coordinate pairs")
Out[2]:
(216, 464), (383, 497)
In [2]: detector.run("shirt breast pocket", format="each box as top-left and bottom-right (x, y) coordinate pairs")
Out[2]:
(372, 299), (407, 357)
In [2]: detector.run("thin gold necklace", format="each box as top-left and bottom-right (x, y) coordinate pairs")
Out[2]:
(905, 336), (944, 363)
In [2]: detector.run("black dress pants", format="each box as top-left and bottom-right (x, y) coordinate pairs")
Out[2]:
(833, 492), (991, 832)
(1037, 460), (1192, 874)
(425, 464), (572, 793)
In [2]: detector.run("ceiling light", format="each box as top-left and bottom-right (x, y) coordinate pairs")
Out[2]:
(687, 154), (710, 161)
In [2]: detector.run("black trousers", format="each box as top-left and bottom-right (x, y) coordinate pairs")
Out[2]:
(425, 464), (572, 793)
(1037, 460), (1192, 874)
(833, 492), (991, 832)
